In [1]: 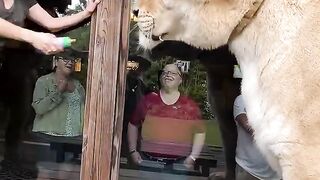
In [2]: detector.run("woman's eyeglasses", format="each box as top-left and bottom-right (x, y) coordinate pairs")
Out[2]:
(161, 70), (181, 77)
(57, 57), (75, 64)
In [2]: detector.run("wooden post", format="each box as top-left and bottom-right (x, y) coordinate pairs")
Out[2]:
(80, 0), (131, 179)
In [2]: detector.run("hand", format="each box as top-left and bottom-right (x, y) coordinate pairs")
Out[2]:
(130, 151), (142, 165)
(184, 156), (195, 169)
(29, 32), (63, 55)
(85, 0), (101, 14)
(57, 79), (68, 92)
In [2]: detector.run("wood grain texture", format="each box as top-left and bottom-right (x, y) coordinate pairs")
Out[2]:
(80, 0), (131, 179)
(111, 0), (131, 180)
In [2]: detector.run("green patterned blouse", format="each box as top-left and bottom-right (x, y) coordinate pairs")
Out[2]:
(32, 73), (85, 137)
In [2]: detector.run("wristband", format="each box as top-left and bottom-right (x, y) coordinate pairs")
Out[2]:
(129, 149), (137, 155)
(189, 155), (196, 161)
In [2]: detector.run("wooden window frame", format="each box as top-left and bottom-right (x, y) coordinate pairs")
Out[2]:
(80, 0), (131, 179)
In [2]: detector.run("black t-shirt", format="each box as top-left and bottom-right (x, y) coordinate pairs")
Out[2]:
(0, 0), (37, 49)
(0, 0), (37, 26)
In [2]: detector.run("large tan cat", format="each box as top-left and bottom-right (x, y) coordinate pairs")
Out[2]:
(136, 0), (320, 179)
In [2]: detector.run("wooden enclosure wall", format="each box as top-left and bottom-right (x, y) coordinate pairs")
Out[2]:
(80, 0), (131, 179)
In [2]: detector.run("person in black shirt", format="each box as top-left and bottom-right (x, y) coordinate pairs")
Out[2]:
(121, 55), (152, 158)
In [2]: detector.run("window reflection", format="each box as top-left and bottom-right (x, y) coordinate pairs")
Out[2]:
(32, 50), (85, 138)
(129, 63), (206, 165)
(121, 62), (215, 179)
(0, 48), (41, 179)
(32, 49), (85, 164)
(0, 47), (86, 179)
(0, 0), (93, 177)
(121, 55), (152, 157)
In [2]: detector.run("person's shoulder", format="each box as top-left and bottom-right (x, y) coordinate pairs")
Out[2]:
(180, 95), (197, 104)
(37, 73), (54, 83)
(145, 91), (159, 98)
(179, 95), (201, 110)
(73, 79), (83, 86)
(233, 95), (246, 117)
(23, 0), (37, 9)
(234, 95), (244, 105)
(142, 91), (160, 103)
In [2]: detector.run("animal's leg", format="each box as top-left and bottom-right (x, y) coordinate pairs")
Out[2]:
(207, 68), (240, 180)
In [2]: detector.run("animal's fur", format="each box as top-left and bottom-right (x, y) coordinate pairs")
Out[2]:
(136, 0), (320, 179)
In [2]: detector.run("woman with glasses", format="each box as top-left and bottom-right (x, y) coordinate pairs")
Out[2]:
(127, 63), (206, 172)
(32, 50), (85, 138)
(31, 50), (85, 162)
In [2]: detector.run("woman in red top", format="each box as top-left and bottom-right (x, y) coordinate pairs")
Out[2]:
(127, 63), (206, 169)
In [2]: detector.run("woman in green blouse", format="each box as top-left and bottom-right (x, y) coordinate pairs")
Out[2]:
(32, 51), (85, 137)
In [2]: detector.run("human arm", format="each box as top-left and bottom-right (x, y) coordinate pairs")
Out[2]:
(0, 18), (34, 43)
(32, 78), (64, 115)
(235, 113), (254, 136)
(127, 122), (142, 164)
(233, 95), (254, 136)
(190, 132), (206, 159)
(0, 18), (62, 54)
(126, 95), (150, 164)
(27, 0), (100, 33)
(184, 101), (206, 168)
(184, 131), (206, 168)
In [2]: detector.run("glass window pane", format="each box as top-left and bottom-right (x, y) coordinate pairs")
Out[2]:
(0, 1), (90, 179)
(119, 6), (226, 178)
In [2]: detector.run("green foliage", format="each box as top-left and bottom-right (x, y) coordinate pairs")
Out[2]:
(180, 62), (214, 120)
(143, 57), (214, 120)
(205, 120), (222, 146)
(64, 25), (90, 51)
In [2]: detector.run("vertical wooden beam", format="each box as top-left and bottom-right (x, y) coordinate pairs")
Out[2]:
(111, 1), (131, 179)
(80, 0), (131, 179)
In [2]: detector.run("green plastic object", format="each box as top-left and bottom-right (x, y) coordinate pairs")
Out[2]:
(57, 37), (76, 48)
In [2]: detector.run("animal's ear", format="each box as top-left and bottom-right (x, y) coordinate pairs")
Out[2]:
(133, 9), (139, 17)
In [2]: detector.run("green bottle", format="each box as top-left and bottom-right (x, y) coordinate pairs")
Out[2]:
(57, 37), (76, 48)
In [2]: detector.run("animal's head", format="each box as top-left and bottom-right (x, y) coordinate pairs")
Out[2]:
(136, 0), (250, 50)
